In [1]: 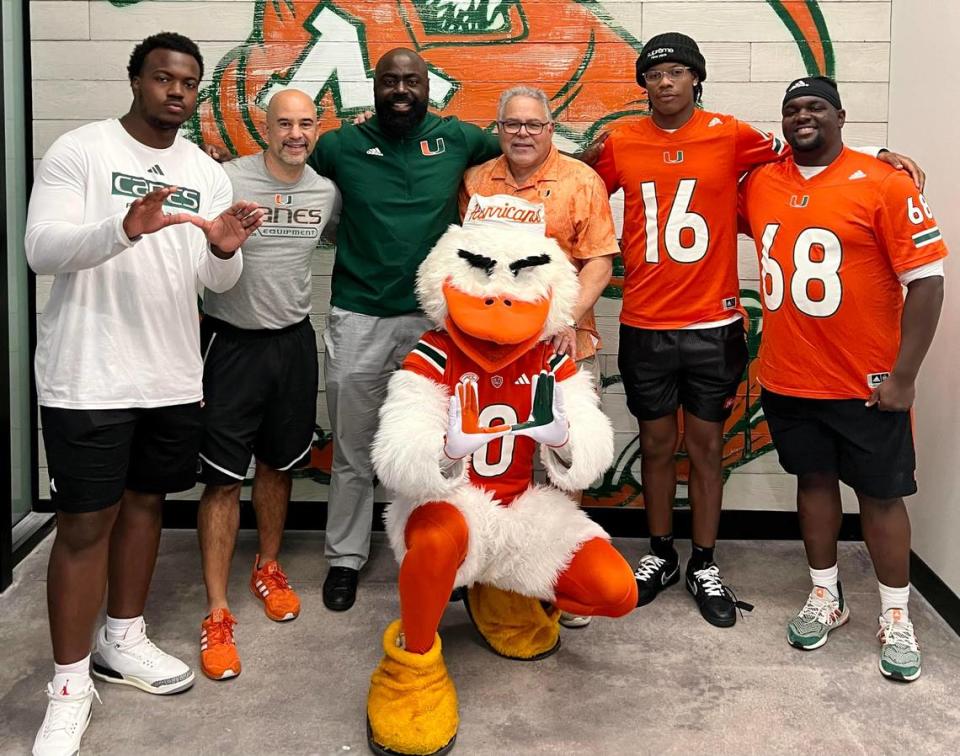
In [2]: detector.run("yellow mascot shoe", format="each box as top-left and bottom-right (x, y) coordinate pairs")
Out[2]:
(367, 620), (458, 756)
(463, 584), (561, 661)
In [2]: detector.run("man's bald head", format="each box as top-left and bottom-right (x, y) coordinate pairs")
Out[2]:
(374, 48), (429, 137)
(266, 88), (316, 121)
(375, 48), (428, 78)
(264, 88), (319, 170)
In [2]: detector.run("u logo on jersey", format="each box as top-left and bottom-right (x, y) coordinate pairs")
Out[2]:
(663, 150), (684, 164)
(420, 138), (446, 156)
(275, 194), (292, 205)
(790, 194), (810, 208)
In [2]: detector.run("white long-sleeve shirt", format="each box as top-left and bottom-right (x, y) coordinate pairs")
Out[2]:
(26, 119), (241, 409)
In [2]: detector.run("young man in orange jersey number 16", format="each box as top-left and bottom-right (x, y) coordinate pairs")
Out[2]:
(592, 33), (783, 627)
(740, 77), (946, 681)
(592, 33), (919, 629)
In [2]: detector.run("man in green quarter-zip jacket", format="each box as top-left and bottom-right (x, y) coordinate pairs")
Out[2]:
(308, 48), (500, 611)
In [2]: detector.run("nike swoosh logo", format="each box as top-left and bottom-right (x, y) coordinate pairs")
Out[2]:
(661, 566), (678, 585)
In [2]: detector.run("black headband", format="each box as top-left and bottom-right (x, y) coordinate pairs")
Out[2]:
(782, 77), (842, 110)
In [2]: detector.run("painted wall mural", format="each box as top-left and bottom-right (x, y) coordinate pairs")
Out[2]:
(108, 0), (837, 508)
(190, 0), (648, 154)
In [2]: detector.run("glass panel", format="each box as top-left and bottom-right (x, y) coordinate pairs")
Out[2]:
(3, 0), (32, 527)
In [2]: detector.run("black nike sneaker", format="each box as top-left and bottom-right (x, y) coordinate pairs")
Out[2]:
(634, 553), (680, 607)
(685, 562), (753, 628)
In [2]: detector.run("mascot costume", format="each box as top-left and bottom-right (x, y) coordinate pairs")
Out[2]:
(366, 222), (638, 755)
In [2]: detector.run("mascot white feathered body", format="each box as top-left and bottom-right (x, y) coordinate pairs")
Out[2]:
(375, 223), (612, 595)
(365, 223), (636, 756)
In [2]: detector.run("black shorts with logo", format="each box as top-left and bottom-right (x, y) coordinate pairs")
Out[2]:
(41, 402), (203, 513)
(199, 316), (318, 486)
(618, 321), (748, 422)
(760, 389), (917, 499)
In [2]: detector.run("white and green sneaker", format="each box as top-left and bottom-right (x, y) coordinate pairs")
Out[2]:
(877, 608), (922, 682)
(787, 584), (849, 650)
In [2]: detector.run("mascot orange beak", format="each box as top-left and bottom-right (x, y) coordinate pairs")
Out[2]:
(442, 279), (551, 373)
(442, 280), (550, 345)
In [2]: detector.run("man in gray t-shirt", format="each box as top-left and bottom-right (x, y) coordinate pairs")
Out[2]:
(196, 89), (340, 681)
(204, 151), (339, 329)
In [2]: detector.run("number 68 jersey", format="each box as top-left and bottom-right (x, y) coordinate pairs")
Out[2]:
(740, 147), (948, 400)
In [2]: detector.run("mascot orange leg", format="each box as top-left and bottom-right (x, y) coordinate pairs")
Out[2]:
(400, 503), (469, 653)
(367, 503), (466, 756)
(553, 538), (638, 617)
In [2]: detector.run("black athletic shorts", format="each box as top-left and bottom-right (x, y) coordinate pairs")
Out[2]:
(41, 402), (203, 513)
(198, 315), (318, 486)
(760, 389), (917, 499)
(618, 321), (748, 422)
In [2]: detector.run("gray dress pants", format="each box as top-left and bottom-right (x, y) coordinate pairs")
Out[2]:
(322, 306), (433, 569)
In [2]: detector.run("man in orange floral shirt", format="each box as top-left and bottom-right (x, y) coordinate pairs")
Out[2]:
(460, 85), (619, 627)
(461, 86), (617, 366)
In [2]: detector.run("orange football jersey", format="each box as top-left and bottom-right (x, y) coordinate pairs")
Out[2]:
(403, 330), (577, 504)
(593, 109), (789, 329)
(740, 147), (948, 400)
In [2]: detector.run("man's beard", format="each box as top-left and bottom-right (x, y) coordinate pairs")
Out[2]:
(276, 142), (309, 166)
(786, 131), (824, 153)
(375, 95), (428, 137)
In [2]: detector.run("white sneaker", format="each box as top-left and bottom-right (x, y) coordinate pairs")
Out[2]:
(91, 619), (194, 695)
(33, 678), (100, 756)
(559, 611), (592, 628)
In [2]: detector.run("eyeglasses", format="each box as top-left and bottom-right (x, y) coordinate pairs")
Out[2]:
(642, 66), (692, 84)
(497, 119), (551, 135)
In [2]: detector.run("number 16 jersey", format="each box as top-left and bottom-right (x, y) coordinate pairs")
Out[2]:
(594, 109), (789, 329)
(740, 147), (948, 400)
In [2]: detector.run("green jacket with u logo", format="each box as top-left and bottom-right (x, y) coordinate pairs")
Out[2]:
(309, 113), (500, 317)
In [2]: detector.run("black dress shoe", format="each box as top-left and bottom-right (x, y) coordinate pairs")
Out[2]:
(323, 566), (359, 612)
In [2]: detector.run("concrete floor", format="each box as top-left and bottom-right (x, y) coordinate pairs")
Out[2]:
(2, 531), (960, 755)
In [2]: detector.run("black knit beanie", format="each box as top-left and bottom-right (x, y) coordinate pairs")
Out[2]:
(636, 32), (707, 85)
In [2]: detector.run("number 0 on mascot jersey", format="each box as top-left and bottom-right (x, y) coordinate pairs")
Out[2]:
(366, 222), (638, 756)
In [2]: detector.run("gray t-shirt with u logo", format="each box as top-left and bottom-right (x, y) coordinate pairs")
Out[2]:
(203, 152), (341, 330)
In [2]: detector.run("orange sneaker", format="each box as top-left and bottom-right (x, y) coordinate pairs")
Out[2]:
(250, 555), (301, 622)
(200, 608), (240, 680)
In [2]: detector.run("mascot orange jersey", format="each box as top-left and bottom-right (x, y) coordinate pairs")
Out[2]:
(404, 333), (576, 503)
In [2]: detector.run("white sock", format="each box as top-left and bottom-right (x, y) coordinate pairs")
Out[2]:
(105, 615), (144, 643)
(809, 564), (839, 599)
(52, 655), (91, 696)
(878, 582), (910, 622)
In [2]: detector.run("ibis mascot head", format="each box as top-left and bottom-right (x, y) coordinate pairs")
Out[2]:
(416, 223), (579, 370)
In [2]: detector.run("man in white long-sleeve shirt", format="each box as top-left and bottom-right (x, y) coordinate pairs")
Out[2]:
(26, 33), (263, 756)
